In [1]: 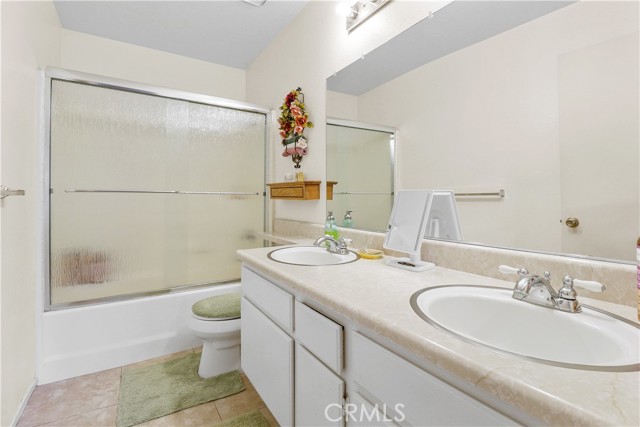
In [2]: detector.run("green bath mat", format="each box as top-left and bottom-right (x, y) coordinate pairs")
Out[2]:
(216, 411), (271, 427)
(117, 352), (244, 427)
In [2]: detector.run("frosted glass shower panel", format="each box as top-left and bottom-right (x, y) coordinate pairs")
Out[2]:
(49, 80), (265, 305)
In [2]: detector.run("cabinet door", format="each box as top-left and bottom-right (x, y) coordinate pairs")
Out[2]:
(241, 297), (293, 426)
(347, 392), (400, 427)
(295, 344), (345, 427)
(352, 333), (515, 426)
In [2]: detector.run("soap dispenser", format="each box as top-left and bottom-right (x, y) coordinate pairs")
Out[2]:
(342, 210), (353, 228)
(324, 211), (339, 239)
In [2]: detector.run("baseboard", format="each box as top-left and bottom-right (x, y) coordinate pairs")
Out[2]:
(10, 378), (37, 427)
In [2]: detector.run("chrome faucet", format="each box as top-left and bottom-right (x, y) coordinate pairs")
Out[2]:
(313, 236), (351, 255)
(498, 265), (605, 313)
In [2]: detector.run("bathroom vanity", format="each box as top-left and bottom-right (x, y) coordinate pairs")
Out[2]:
(237, 245), (639, 426)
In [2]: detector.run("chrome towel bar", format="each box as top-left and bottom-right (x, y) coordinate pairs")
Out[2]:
(333, 191), (394, 195)
(1, 186), (26, 199)
(455, 189), (505, 198)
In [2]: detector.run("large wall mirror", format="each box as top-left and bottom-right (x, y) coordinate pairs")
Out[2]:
(326, 0), (639, 263)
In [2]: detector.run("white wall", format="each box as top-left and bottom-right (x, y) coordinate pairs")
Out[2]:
(1, 6), (249, 424)
(0, 1), (61, 425)
(355, 1), (638, 254)
(247, 1), (452, 225)
(60, 29), (246, 101)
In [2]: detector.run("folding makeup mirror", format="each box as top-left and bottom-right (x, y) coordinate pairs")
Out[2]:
(425, 190), (463, 241)
(383, 190), (436, 272)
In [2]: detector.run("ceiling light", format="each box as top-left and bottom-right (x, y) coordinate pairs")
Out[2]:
(243, 0), (267, 6)
(346, 0), (391, 32)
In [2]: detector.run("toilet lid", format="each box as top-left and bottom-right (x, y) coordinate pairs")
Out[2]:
(191, 293), (241, 320)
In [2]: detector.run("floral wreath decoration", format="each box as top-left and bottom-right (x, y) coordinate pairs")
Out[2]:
(279, 87), (313, 168)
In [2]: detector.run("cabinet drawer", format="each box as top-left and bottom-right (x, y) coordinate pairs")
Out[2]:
(352, 333), (515, 427)
(241, 267), (293, 332)
(295, 301), (343, 373)
(271, 186), (304, 198)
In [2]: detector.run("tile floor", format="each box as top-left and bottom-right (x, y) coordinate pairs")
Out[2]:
(18, 348), (278, 427)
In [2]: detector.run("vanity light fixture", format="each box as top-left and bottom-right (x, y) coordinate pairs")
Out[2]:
(242, 0), (267, 6)
(346, 0), (392, 32)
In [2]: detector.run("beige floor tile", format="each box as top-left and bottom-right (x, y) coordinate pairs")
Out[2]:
(18, 353), (269, 427)
(122, 349), (194, 373)
(135, 401), (221, 427)
(259, 407), (280, 427)
(41, 405), (117, 427)
(213, 377), (265, 421)
(18, 368), (121, 427)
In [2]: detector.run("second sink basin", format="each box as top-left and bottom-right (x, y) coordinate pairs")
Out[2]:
(268, 246), (359, 266)
(411, 285), (639, 371)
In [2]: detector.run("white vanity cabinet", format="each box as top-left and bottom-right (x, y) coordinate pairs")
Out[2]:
(241, 265), (517, 427)
(241, 267), (346, 427)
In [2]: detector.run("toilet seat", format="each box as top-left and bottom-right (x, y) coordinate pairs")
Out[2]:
(191, 293), (241, 320)
(191, 313), (239, 321)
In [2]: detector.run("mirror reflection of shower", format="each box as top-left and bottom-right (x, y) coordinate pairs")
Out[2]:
(326, 118), (395, 232)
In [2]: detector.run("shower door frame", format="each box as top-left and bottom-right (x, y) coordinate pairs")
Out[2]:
(42, 67), (271, 311)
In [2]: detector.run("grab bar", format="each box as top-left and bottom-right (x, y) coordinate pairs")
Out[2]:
(64, 189), (261, 196)
(455, 189), (505, 198)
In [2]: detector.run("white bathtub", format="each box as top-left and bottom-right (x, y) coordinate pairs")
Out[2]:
(38, 282), (240, 384)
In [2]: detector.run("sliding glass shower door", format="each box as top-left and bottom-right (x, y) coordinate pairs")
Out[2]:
(48, 77), (266, 307)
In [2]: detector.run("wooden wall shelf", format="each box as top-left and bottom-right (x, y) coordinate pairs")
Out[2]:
(267, 181), (337, 201)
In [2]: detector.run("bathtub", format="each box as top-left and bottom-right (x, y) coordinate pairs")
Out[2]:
(39, 282), (240, 384)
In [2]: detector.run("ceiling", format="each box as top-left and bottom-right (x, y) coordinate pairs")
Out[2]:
(53, 0), (309, 70)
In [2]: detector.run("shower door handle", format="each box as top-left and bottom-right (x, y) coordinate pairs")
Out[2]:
(0, 186), (26, 199)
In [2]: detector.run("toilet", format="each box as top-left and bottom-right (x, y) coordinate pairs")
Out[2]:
(187, 292), (241, 378)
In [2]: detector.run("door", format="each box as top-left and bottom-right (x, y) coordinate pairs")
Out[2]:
(47, 77), (267, 306)
(558, 32), (639, 261)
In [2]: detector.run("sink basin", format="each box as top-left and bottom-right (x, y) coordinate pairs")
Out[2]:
(267, 246), (359, 266)
(411, 285), (640, 371)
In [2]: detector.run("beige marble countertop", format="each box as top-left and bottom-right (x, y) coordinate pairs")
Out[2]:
(237, 244), (640, 427)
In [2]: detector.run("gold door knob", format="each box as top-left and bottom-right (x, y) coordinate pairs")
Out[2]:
(565, 217), (580, 228)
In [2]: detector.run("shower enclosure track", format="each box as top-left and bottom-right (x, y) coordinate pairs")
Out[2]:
(64, 189), (261, 196)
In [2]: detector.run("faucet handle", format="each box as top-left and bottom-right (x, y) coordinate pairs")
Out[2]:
(338, 237), (352, 246)
(562, 275), (605, 293)
(498, 265), (529, 276)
